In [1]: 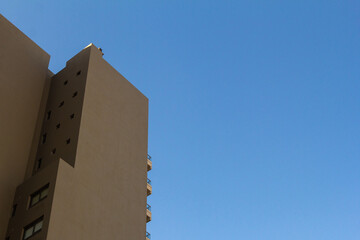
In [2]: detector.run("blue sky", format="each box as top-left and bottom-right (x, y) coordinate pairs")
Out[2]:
(3, 1), (360, 239)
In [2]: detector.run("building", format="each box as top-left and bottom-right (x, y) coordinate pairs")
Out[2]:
(0, 14), (152, 240)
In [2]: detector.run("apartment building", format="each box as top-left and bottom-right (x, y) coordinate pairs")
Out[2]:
(0, 14), (152, 240)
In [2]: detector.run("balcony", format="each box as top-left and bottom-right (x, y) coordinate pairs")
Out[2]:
(146, 204), (152, 222)
(147, 178), (152, 196)
(146, 232), (151, 240)
(147, 154), (152, 171)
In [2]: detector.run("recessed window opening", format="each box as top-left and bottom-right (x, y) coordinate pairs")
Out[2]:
(58, 101), (64, 108)
(29, 185), (49, 208)
(47, 111), (51, 120)
(37, 158), (42, 170)
(64, 80), (68, 85)
(11, 204), (17, 217)
(56, 123), (60, 129)
(72, 91), (78, 97)
(23, 216), (44, 240)
(77, 70), (81, 76)
(66, 138), (71, 144)
(51, 148), (56, 154)
(5, 236), (9, 240)
(70, 113), (75, 119)
(42, 134), (46, 144)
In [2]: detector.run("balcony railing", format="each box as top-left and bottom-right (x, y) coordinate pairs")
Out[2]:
(147, 154), (152, 171)
(147, 178), (152, 196)
(146, 203), (152, 222)
(146, 232), (151, 239)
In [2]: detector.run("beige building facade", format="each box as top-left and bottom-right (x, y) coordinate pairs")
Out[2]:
(0, 14), (151, 240)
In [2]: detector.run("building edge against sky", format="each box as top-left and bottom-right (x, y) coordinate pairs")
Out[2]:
(0, 14), (50, 238)
(0, 14), (152, 240)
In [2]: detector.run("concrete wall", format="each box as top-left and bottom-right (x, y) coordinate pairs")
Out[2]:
(33, 48), (90, 172)
(0, 14), (50, 238)
(5, 45), (91, 240)
(47, 44), (149, 240)
(5, 159), (60, 240)
(24, 70), (53, 180)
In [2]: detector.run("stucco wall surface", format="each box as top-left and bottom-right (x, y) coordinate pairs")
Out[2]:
(47, 45), (149, 240)
(0, 14), (49, 238)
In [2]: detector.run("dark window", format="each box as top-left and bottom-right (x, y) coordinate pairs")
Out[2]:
(72, 91), (78, 98)
(11, 204), (17, 217)
(77, 70), (81, 76)
(66, 138), (71, 144)
(51, 148), (56, 154)
(58, 101), (64, 108)
(37, 158), (42, 170)
(70, 113), (75, 119)
(5, 236), (9, 240)
(23, 216), (44, 240)
(56, 123), (60, 129)
(64, 80), (68, 85)
(42, 134), (46, 144)
(46, 111), (51, 120)
(29, 185), (49, 208)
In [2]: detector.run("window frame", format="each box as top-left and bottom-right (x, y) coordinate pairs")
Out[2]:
(23, 216), (44, 240)
(29, 184), (49, 209)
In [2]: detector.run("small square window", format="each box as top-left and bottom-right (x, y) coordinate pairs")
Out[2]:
(47, 111), (51, 120)
(37, 158), (42, 170)
(77, 70), (81, 76)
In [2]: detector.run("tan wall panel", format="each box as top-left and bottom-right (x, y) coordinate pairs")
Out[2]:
(24, 70), (53, 180)
(6, 159), (60, 240)
(0, 14), (50, 238)
(47, 45), (149, 240)
(33, 48), (90, 172)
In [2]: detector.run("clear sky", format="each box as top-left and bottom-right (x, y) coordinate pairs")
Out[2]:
(2, 1), (360, 239)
